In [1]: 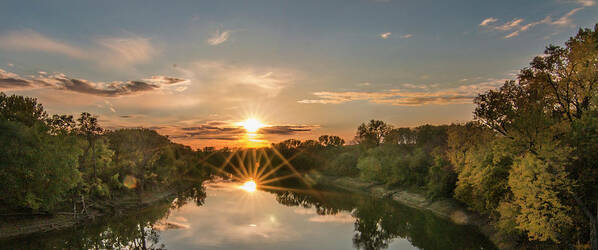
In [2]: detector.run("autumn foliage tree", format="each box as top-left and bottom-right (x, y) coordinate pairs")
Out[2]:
(470, 25), (598, 247)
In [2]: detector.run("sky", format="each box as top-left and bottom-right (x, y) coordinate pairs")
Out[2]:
(0, 0), (596, 148)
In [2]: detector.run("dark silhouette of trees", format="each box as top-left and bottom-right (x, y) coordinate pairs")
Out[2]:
(318, 135), (345, 147)
(356, 120), (391, 146)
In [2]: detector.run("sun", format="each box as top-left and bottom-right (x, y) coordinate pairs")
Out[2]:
(239, 180), (257, 192)
(239, 118), (264, 133)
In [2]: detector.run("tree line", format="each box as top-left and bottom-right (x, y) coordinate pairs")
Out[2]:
(0, 93), (211, 215)
(263, 25), (598, 249)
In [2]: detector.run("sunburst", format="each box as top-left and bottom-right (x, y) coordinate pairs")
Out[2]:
(198, 147), (318, 196)
(239, 118), (264, 133)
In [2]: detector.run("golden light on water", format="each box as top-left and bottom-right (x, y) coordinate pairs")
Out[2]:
(240, 180), (257, 192)
(199, 145), (319, 200)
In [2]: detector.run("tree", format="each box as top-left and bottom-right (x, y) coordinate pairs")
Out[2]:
(0, 92), (47, 127)
(47, 114), (76, 135)
(77, 112), (105, 179)
(473, 25), (598, 247)
(107, 128), (170, 193)
(505, 148), (574, 243)
(0, 120), (82, 211)
(385, 127), (416, 145)
(318, 135), (345, 147)
(356, 120), (392, 146)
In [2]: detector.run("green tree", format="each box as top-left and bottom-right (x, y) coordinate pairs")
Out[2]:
(0, 92), (47, 126)
(356, 120), (392, 146)
(472, 25), (598, 247)
(0, 120), (82, 211)
(385, 127), (416, 145)
(318, 135), (345, 147)
(505, 147), (574, 243)
(107, 128), (170, 193)
(77, 112), (105, 179)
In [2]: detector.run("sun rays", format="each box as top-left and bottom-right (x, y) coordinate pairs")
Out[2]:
(239, 118), (264, 133)
(197, 146), (317, 196)
(239, 180), (257, 192)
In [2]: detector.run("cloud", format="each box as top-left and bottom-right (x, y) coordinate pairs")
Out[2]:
(400, 34), (413, 38)
(504, 20), (552, 38)
(0, 30), (86, 58)
(0, 30), (158, 67)
(401, 83), (429, 90)
(161, 121), (315, 142)
(503, 7), (581, 39)
(207, 30), (231, 45)
(494, 18), (524, 31)
(487, 0), (591, 39)
(479, 17), (498, 26)
(298, 79), (508, 106)
(380, 32), (392, 39)
(260, 125), (316, 135)
(97, 100), (117, 113)
(96, 36), (157, 66)
(0, 69), (33, 88)
(552, 7), (584, 26)
(182, 61), (295, 97)
(575, 0), (595, 6)
(0, 68), (189, 97)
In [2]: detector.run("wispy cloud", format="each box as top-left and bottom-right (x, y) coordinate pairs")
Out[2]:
(380, 32), (392, 39)
(479, 17), (498, 26)
(484, 0), (591, 39)
(96, 36), (157, 66)
(494, 18), (524, 31)
(504, 16), (552, 38)
(400, 34), (413, 38)
(97, 100), (117, 113)
(260, 125), (317, 135)
(298, 79), (508, 106)
(552, 7), (584, 26)
(183, 61), (295, 97)
(207, 30), (231, 45)
(0, 29), (86, 58)
(0, 30), (158, 67)
(0, 68), (189, 97)
(575, 0), (595, 6)
(401, 83), (429, 90)
(163, 121), (316, 141)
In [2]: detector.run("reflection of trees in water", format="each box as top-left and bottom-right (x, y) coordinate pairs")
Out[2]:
(172, 182), (207, 209)
(5, 202), (171, 249)
(270, 187), (497, 250)
(352, 198), (395, 250)
(5, 182), (207, 250)
(275, 191), (345, 216)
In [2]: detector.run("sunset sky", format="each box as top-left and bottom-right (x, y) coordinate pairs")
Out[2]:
(0, 0), (596, 148)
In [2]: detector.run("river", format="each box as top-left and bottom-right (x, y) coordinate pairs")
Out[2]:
(2, 180), (496, 249)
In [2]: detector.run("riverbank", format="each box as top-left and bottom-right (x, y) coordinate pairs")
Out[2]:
(308, 173), (516, 250)
(0, 186), (182, 240)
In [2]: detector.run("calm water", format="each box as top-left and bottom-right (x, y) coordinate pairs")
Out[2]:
(3, 181), (496, 250)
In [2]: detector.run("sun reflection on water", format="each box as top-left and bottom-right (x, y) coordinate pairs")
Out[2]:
(240, 180), (257, 192)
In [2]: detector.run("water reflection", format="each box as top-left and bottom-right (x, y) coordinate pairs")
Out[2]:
(269, 186), (496, 250)
(2, 181), (495, 250)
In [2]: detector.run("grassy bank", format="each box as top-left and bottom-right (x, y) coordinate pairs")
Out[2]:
(309, 173), (515, 250)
